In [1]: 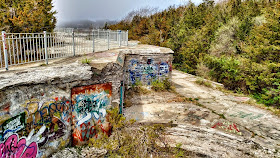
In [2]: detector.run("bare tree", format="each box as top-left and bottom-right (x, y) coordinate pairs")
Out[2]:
(123, 6), (158, 22)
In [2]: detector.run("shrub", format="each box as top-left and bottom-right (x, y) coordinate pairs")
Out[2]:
(151, 78), (173, 92)
(89, 108), (173, 157)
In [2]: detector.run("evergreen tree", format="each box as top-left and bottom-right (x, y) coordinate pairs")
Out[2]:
(108, 0), (280, 107)
(0, 0), (57, 33)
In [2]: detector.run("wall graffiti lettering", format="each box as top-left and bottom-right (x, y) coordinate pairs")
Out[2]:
(212, 121), (242, 135)
(229, 111), (264, 120)
(0, 125), (46, 158)
(1, 113), (25, 141)
(0, 97), (71, 158)
(128, 59), (171, 85)
(71, 83), (112, 145)
(73, 121), (97, 143)
(0, 134), (38, 158)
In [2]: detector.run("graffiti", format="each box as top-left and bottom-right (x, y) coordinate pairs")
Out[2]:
(0, 125), (46, 158)
(74, 122), (97, 143)
(74, 93), (108, 123)
(128, 59), (171, 85)
(39, 117), (67, 147)
(0, 134), (37, 158)
(21, 98), (70, 134)
(159, 62), (169, 76)
(230, 111), (264, 120)
(212, 121), (242, 135)
(24, 98), (70, 148)
(71, 83), (112, 145)
(117, 55), (124, 65)
(0, 96), (72, 157)
(234, 97), (250, 102)
(0, 97), (71, 157)
(1, 113), (25, 140)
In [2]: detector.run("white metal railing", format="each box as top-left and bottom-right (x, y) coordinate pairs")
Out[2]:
(0, 29), (129, 70)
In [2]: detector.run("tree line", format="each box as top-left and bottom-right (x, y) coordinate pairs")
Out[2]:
(0, 0), (56, 33)
(108, 0), (280, 106)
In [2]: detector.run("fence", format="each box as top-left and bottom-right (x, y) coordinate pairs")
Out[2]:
(0, 29), (129, 70)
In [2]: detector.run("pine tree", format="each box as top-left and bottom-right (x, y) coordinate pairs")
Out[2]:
(0, 0), (57, 33)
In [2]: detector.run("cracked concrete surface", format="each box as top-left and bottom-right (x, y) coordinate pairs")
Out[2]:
(124, 70), (280, 157)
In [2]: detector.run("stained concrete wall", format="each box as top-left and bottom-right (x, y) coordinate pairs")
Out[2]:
(0, 44), (173, 157)
(124, 54), (173, 85)
(0, 62), (123, 157)
(120, 45), (174, 86)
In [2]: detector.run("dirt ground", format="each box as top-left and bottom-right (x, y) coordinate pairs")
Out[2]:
(124, 70), (280, 158)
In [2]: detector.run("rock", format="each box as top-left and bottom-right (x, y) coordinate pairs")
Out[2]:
(81, 147), (107, 158)
(51, 147), (107, 158)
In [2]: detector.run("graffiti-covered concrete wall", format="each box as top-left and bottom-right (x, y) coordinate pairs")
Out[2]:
(0, 96), (72, 158)
(0, 44), (173, 157)
(122, 46), (173, 85)
(71, 83), (112, 146)
(0, 62), (122, 157)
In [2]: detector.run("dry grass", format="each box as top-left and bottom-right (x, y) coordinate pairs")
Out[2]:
(195, 78), (213, 88)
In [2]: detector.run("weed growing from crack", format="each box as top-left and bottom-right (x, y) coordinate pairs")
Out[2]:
(81, 57), (91, 64)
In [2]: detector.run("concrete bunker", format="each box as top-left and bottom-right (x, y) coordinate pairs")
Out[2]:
(0, 44), (173, 157)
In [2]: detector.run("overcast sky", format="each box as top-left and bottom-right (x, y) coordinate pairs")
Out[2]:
(53, 0), (203, 24)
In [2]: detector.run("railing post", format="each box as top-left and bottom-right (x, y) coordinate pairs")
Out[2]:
(43, 31), (48, 65)
(107, 30), (110, 50)
(92, 30), (95, 52)
(127, 30), (129, 46)
(2, 31), (8, 70)
(72, 31), (76, 56)
(119, 30), (121, 47)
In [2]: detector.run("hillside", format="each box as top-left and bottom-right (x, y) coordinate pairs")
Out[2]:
(108, 0), (280, 107)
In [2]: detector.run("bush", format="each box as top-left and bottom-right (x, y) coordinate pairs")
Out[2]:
(89, 108), (174, 157)
(151, 78), (173, 92)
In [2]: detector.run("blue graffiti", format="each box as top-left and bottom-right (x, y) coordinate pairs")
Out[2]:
(74, 91), (110, 125)
(128, 59), (170, 85)
(159, 62), (169, 76)
(2, 126), (22, 140)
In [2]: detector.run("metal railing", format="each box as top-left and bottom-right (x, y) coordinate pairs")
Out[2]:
(0, 29), (129, 70)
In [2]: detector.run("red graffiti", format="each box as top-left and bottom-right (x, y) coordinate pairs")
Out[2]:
(0, 134), (38, 158)
(97, 120), (111, 136)
(212, 121), (242, 135)
(72, 122), (97, 145)
(80, 122), (97, 141)
(72, 120), (112, 146)
(211, 122), (224, 129)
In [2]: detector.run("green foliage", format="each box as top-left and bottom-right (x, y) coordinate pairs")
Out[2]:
(109, 0), (280, 107)
(152, 80), (165, 91)
(254, 83), (280, 106)
(81, 58), (91, 64)
(175, 143), (185, 158)
(151, 78), (173, 92)
(0, 0), (57, 33)
(89, 108), (182, 157)
(195, 78), (213, 88)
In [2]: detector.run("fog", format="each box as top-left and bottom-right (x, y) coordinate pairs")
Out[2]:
(53, 0), (203, 26)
